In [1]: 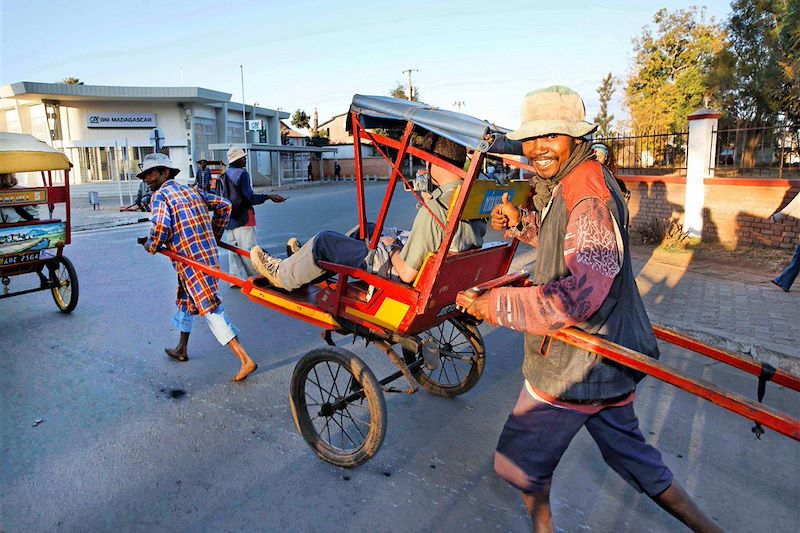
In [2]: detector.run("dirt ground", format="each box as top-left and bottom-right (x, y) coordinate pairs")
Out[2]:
(631, 241), (795, 277)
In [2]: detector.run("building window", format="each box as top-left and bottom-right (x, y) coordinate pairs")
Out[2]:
(193, 117), (216, 159)
(30, 105), (50, 142)
(5, 109), (21, 133)
(227, 121), (245, 143)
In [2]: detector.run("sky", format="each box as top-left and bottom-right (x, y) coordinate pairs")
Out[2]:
(1, 0), (733, 131)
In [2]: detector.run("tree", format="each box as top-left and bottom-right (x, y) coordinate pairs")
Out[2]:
(61, 77), (83, 85)
(291, 109), (310, 130)
(707, 0), (796, 166)
(594, 73), (617, 137)
(390, 83), (420, 102)
(625, 7), (725, 133)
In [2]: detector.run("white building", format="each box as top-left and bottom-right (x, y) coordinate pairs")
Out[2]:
(0, 81), (289, 186)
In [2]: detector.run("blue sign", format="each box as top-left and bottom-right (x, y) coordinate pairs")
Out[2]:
(479, 189), (510, 215)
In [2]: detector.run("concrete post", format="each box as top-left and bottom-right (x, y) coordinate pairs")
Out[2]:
(684, 107), (721, 238)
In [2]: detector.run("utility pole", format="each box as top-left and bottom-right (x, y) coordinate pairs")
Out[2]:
(402, 68), (418, 101)
(454, 100), (465, 111)
(401, 68), (418, 180)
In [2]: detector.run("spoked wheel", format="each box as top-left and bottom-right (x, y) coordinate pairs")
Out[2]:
(290, 347), (387, 467)
(404, 317), (485, 398)
(48, 256), (79, 313)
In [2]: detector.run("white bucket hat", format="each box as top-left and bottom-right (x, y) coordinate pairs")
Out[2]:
(507, 85), (597, 141)
(136, 153), (180, 178)
(227, 147), (246, 164)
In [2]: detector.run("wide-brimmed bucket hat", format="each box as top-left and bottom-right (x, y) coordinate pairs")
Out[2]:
(507, 85), (597, 141)
(227, 147), (246, 164)
(137, 153), (180, 178)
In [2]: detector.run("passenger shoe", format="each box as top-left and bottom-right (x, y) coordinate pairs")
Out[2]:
(250, 246), (284, 288)
(286, 237), (302, 257)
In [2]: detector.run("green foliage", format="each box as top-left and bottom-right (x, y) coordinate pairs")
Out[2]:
(594, 73), (617, 137)
(308, 129), (329, 147)
(291, 109), (310, 130)
(390, 83), (420, 102)
(709, 0), (798, 125)
(625, 7), (725, 132)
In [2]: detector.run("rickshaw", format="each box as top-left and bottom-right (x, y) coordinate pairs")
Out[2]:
(158, 95), (533, 466)
(0, 133), (78, 313)
(158, 95), (800, 467)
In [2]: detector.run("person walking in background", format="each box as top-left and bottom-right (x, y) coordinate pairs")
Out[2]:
(770, 190), (800, 292)
(221, 147), (285, 282)
(137, 153), (258, 381)
(592, 142), (630, 200)
(334, 161), (341, 179)
(307, 160), (313, 181)
(195, 156), (212, 194)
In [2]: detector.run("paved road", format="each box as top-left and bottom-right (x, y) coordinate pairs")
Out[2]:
(2, 183), (798, 532)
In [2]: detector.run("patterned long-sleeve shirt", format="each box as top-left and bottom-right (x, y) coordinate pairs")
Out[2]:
(145, 180), (232, 315)
(486, 194), (622, 335)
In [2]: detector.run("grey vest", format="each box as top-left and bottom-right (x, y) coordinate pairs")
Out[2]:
(522, 167), (659, 401)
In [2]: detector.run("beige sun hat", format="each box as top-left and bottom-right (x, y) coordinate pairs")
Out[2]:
(507, 85), (598, 141)
(227, 147), (246, 164)
(136, 153), (180, 178)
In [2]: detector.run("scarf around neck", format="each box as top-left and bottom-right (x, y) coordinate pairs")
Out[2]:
(531, 141), (594, 212)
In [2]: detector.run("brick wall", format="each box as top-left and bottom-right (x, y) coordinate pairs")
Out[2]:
(623, 176), (800, 250)
(321, 157), (391, 179)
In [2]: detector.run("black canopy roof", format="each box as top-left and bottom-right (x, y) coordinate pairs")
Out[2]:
(347, 95), (520, 154)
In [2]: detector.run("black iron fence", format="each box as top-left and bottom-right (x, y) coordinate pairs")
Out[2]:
(712, 124), (800, 179)
(594, 131), (688, 176)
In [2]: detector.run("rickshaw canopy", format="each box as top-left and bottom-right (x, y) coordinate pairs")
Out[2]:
(347, 95), (510, 153)
(0, 132), (71, 174)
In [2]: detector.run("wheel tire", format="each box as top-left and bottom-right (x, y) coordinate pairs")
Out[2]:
(290, 347), (387, 468)
(404, 317), (485, 398)
(49, 256), (79, 313)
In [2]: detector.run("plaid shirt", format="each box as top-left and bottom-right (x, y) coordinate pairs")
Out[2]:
(145, 180), (231, 315)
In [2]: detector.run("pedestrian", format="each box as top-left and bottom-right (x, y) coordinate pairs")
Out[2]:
(307, 160), (313, 181)
(770, 190), (800, 292)
(463, 86), (723, 533)
(222, 147), (285, 281)
(137, 153), (258, 381)
(334, 161), (341, 179)
(195, 155), (212, 194)
(592, 142), (630, 200)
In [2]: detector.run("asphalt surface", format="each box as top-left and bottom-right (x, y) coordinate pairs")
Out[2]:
(1, 183), (798, 532)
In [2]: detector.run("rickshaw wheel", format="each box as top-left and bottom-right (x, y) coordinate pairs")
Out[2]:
(49, 256), (79, 313)
(404, 317), (485, 398)
(290, 347), (387, 468)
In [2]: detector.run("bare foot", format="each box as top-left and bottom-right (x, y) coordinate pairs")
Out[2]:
(233, 362), (258, 382)
(165, 347), (188, 362)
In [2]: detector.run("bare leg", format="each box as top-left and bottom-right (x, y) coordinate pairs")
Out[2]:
(228, 337), (257, 381)
(521, 491), (554, 533)
(653, 482), (724, 533)
(165, 331), (190, 362)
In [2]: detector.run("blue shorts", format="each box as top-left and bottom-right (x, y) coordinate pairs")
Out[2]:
(494, 387), (673, 497)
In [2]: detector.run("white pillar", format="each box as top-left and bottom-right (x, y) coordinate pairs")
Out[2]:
(684, 107), (721, 238)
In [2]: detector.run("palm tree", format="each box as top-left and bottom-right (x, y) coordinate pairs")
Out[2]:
(61, 77), (84, 85)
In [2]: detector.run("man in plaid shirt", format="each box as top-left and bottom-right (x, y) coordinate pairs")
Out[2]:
(138, 153), (258, 381)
